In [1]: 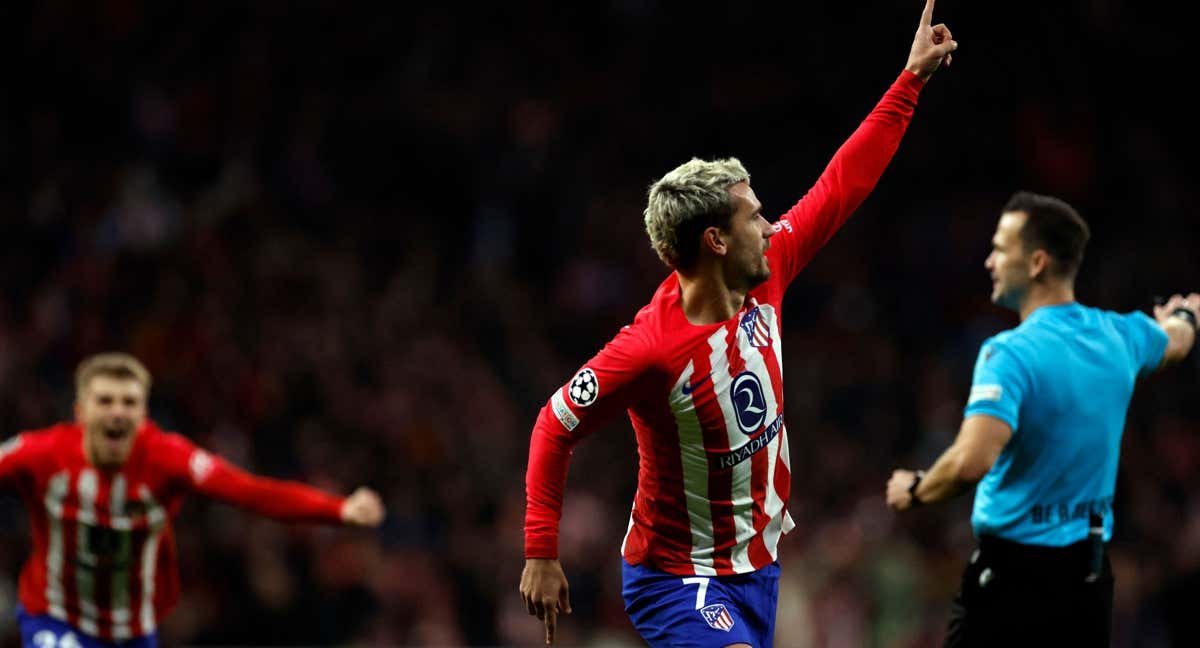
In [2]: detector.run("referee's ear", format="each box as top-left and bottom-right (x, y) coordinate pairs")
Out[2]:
(1028, 249), (1051, 282)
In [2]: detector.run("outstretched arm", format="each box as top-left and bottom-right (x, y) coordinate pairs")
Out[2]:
(0, 434), (28, 489)
(1154, 292), (1198, 368)
(191, 453), (383, 525)
(164, 434), (384, 526)
(887, 414), (1012, 511)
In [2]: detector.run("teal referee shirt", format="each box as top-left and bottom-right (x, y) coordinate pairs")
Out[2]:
(964, 302), (1168, 546)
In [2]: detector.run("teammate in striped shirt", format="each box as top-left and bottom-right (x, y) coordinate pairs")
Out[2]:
(0, 353), (385, 648)
(519, 1), (958, 644)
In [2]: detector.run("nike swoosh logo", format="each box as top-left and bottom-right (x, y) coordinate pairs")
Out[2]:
(681, 373), (712, 395)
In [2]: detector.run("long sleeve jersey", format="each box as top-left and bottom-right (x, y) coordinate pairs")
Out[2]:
(0, 420), (345, 640)
(525, 70), (924, 576)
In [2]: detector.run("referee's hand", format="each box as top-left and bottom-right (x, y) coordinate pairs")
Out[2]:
(887, 469), (919, 512)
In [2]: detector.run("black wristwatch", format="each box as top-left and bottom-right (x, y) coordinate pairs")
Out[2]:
(908, 470), (926, 507)
(1170, 307), (1198, 332)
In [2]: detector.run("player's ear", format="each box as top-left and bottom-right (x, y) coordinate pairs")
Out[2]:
(703, 226), (727, 257)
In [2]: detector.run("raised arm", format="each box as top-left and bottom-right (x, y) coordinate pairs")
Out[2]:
(769, 0), (958, 284)
(907, 0), (958, 82)
(1153, 292), (1198, 368)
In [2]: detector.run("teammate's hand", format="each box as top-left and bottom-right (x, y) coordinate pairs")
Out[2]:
(520, 558), (572, 645)
(1154, 292), (1200, 327)
(887, 469), (919, 511)
(905, 0), (958, 82)
(340, 486), (385, 527)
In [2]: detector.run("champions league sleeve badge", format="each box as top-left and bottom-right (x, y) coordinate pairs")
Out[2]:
(567, 368), (599, 407)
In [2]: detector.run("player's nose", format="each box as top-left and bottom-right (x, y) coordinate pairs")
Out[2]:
(760, 216), (775, 238)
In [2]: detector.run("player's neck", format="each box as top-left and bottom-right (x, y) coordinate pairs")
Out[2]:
(1018, 282), (1075, 321)
(677, 270), (747, 325)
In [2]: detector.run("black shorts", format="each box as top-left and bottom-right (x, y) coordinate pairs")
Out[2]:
(943, 535), (1114, 648)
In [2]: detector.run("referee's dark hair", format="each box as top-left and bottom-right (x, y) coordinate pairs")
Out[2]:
(1004, 190), (1092, 279)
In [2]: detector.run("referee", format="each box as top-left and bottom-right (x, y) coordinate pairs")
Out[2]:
(886, 191), (1197, 647)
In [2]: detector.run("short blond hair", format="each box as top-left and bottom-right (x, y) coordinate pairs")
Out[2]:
(643, 157), (750, 269)
(75, 352), (152, 399)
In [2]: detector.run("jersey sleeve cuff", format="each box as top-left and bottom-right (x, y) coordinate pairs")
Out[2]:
(963, 405), (1018, 432)
(524, 537), (558, 559)
(894, 69), (925, 98)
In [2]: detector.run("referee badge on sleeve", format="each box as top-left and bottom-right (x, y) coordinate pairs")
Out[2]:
(968, 384), (1003, 404)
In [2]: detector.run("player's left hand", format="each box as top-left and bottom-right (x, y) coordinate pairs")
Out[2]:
(905, 0), (958, 82)
(341, 486), (386, 527)
(887, 469), (919, 511)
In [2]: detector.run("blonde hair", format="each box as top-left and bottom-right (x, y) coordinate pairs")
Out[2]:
(643, 157), (750, 269)
(75, 352), (152, 398)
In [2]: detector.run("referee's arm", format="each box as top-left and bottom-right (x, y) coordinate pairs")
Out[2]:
(887, 415), (1012, 511)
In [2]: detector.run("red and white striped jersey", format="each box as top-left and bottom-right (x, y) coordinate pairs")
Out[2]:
(525, 70), (925, 576)
(0, 421), (345, 640)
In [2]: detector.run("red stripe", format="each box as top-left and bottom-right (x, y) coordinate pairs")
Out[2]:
(705, 323), (748, 575)
(624, 392), (693, 571)
(747, 428), (773, 568)
(683, 331), (733, 574)
(757, 309), (788, 569)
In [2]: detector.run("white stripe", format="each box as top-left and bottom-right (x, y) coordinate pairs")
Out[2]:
(78, 615), (99, 638)
(44, 471), (69, 620)
(77, 469), (98, 525)
(110, 475), (133, 639)
(110, 475), (127, 515)
(619, 500), (637, 556)
(75, 469), (102, 635)
(139, 486), (166, 633)
(710, 363), (755, 572)
(716, 321), (780, 573)
(670, 357), (717, 576)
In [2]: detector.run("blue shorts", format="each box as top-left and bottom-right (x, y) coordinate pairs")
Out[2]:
(16, 606), (158, 648)
(622, 560), (780, 648)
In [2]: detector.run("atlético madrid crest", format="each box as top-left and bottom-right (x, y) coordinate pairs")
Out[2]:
(739, 306), (771, 348)
(700, 603), (735, 632)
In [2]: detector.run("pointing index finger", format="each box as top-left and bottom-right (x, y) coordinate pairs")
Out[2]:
(545, 607), (558, 644)
(920, 0), (936, 26)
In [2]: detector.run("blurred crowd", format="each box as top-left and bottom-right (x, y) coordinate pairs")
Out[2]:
(4, 1), (1198, 646)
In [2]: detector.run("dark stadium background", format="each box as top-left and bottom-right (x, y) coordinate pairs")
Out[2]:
(4, 1), (1198, 646)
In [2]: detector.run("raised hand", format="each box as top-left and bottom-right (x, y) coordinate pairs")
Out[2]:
(906, 0), (958, 82)
(340, 486), (386, 527)
(1154, 292), (1200, 326)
